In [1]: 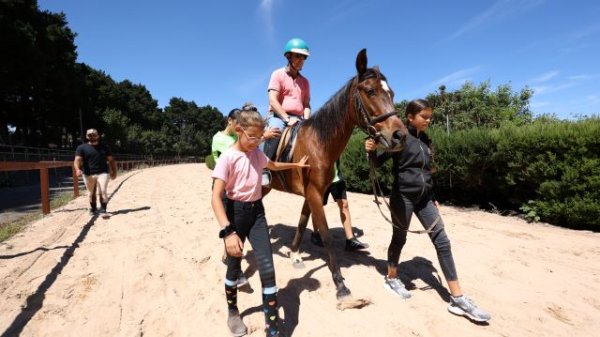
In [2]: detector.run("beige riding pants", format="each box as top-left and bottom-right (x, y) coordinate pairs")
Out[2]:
(83, 173), (110, 203)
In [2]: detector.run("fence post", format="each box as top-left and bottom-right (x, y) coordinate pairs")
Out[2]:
(40, 167), (50, 214)
(72, 166), (79, 197)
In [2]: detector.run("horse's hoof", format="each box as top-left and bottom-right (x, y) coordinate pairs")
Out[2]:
(336, 296), (372, 310)
(335, 286), (351, 300)
(292, 260), (305, 269)
(290, 251), (305, 269)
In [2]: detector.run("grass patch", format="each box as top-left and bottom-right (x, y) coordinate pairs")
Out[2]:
(0, 214), (39, 242)
(0, 189), (81, 243)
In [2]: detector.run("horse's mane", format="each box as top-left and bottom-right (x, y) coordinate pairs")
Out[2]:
(304, 68), (385, 142)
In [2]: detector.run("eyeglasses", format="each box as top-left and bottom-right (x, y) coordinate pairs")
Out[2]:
(242, 128), (261, 143)
(87, 133), (98, 137)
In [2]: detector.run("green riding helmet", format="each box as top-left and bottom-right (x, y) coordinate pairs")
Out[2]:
(284, 38), (310, 57)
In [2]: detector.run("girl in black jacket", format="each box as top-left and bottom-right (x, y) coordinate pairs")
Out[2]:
(365, 99), (490, 322)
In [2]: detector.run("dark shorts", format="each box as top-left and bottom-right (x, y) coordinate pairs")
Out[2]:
(323, 179), (347, 205)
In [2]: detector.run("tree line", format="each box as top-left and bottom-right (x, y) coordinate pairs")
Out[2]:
(1, 0), (224, 156)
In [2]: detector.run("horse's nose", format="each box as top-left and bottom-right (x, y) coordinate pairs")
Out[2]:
(391, 130), (406, 149)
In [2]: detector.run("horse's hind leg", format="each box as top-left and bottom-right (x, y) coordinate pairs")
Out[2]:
(290, 200), (310, 268)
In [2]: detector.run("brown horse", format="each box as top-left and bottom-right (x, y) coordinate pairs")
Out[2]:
(269, 49), (407, 306)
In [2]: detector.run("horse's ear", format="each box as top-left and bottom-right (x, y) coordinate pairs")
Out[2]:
(373, 65), (380, 72)
(356, 48), (367, 76)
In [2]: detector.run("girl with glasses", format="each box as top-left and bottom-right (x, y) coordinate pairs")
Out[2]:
(211, 109), (309, 337)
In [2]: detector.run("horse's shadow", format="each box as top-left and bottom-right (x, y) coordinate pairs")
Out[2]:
(269, 222), (451, 299)
(237, 223), (456, 336)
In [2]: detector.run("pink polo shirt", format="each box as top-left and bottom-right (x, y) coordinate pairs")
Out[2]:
(212, 147), (269, 202)
(268, 67), (310, 117)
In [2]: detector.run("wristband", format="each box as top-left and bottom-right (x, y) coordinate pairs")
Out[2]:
(218, 224), (235, 239)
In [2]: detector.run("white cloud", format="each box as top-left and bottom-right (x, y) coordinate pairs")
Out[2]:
(259, 0), (276, 44)
(447, 0), (546, 40)
(585, 94), (600, 105)
(567, 73), (600, 81)
(531, 82), (576, 95)
(529, 70), (559, 83)
(431, 66), (481, 87)
(569, 23), (600, 41)
(323, 2), (367, 27)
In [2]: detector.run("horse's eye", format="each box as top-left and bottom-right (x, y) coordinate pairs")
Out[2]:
(366, 89), (376, 97)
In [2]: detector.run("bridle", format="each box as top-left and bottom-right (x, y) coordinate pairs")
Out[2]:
(353, 79), (398, 149)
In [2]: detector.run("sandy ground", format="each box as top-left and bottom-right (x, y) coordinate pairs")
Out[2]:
(1, 163), (599, 337)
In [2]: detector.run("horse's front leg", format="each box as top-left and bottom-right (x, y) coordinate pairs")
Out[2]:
(306, 189), (351, 300)
(289, 200), (310, 268)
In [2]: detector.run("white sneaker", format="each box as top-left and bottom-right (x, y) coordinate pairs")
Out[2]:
(383, 276), (411, 299)
(448, 295), (491, 322)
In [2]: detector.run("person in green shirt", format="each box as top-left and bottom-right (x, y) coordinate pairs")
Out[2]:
(212, 104), (281, 164)
(311, 160), (369, 251)
(211, 108), (239, 163)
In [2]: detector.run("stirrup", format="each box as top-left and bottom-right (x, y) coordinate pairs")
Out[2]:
(262, 170), (272, 187)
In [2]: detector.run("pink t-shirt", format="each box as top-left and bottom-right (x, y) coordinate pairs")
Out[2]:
(268, 67), (310, 117)
(212, 147), (269, 202)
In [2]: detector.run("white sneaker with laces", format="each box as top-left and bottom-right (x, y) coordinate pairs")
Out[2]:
(383, 276), (411, 299)
(448, 295), (491, 322)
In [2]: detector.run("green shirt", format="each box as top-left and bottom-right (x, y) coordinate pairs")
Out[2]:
(211, 131), (237, 161)
(332, 161), (340, 183)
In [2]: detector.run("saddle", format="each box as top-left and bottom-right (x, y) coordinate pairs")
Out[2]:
(273, 122), (302, 163)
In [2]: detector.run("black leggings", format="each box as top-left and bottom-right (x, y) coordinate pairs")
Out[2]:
(389, 191), (458, 281)
(225, 199), (276, 290)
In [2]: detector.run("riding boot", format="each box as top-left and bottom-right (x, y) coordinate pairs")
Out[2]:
(263, 137), (279, 161)
(89, 201), (97, 215)
(100, 202), (108, 215)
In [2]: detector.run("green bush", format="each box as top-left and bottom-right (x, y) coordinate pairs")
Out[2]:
(340, 130), (393, 195)
(341, 118), (600, 230)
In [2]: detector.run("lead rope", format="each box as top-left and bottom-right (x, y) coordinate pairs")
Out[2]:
(367, 150), (437, 234)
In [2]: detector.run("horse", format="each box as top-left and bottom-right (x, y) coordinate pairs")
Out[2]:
(268, 49), (408, 307)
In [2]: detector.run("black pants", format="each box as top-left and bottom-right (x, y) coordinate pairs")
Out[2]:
(225, 199), (276, 289)
(389, 191), (458, 281)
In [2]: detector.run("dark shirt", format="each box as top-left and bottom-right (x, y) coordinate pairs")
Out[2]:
(75, 143), (112, 175)
(369, 125), (434, 197)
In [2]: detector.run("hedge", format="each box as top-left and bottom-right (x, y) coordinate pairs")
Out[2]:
(341, 118), (600, 230)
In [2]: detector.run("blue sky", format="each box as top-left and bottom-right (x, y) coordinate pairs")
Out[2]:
(38, 0), (600, 119)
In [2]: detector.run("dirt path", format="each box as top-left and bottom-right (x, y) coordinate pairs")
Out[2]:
(1, 163), (598, 337)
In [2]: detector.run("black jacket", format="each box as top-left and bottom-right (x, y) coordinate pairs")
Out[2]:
(369, 125), (434, 197)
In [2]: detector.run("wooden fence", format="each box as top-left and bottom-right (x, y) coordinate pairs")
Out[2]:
(0, 158), (198, 215)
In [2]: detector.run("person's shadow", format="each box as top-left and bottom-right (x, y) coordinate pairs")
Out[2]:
(109, 206), (151, 216)
(239, 261), (323, 337)
(398, 256), (450, 301)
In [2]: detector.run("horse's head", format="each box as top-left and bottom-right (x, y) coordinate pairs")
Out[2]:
(352, 49), (407, 151)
